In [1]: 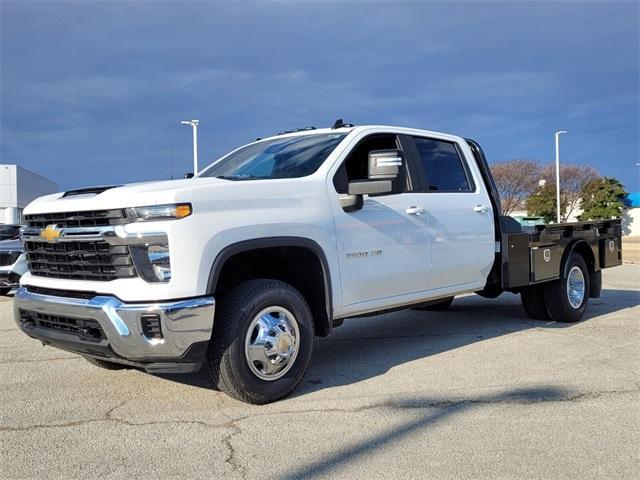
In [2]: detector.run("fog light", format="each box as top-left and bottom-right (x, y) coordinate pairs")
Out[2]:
(148, 245), (171, 281)
(130, 244), (172, 283)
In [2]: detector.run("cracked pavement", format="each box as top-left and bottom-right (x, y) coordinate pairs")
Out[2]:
(1, 265), (638, 479)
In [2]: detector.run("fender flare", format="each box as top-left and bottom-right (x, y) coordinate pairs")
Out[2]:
(560, 239), (601, 298)
(561, 239), (599, 273)
(206, 236), (334, 333)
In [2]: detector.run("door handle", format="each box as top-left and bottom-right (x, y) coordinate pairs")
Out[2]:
(406, 206), (427, 215)
(473, 204), (490, 213)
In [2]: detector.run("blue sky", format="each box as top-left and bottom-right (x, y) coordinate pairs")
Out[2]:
(1, 1), (638, 191)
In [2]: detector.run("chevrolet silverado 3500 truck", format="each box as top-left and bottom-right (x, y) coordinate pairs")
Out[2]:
(14, 122), (622, 404)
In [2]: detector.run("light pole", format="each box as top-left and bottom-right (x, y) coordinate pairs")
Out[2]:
(555, 130), (567, 223)
(180, 120), (200, 175)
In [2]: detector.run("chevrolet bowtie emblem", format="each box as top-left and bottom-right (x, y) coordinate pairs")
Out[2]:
(40, 224), (61, 242)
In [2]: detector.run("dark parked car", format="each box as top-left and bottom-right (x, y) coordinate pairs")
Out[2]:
(0, 224), (23, 241)
(0, 239), (27, 295)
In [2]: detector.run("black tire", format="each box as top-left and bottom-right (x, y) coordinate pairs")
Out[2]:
(0, 288), (11, 296)
(520, 285), (550, 320)
(415, 296), (454, 311)
(208, 279), (314, 404)
(84, 356), (130, 370)
(543, 253), (590, 323)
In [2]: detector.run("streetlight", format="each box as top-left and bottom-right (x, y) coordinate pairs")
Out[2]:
(180, 120), (200, 175)
(555, 130), (567, 223)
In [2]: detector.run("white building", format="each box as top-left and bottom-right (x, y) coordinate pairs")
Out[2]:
(0, 165), (58, 224)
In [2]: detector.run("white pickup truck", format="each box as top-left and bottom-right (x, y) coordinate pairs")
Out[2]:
(14, 121), (622, 403)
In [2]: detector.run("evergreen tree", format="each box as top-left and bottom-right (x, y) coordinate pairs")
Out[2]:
(578, 177), (627, 221)
(526, 183), (559, 223)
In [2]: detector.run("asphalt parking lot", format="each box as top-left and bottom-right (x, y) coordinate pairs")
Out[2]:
(1, 265), (638, 479)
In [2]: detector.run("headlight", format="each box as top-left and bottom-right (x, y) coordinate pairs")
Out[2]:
(126, 203), (192, 222)
(130, 244), (171, 282)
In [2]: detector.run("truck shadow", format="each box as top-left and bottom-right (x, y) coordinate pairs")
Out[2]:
(156, 288), (638, 393)
(294, 288), (639, 396)
(277, 385), (574, 480)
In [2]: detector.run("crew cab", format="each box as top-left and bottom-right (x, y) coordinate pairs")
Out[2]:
(14, 122), (622, 403)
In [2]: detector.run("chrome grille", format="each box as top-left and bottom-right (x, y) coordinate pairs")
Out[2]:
(24, 240), (136, 281)
(24, 209), (127, 228)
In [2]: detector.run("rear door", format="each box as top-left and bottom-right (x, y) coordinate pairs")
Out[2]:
(407, 135), (495, 291)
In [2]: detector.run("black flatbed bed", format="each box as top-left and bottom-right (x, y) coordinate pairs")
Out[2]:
(465, 138), (623, 297)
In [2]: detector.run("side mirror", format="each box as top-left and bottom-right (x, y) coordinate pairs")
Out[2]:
(368, 149), (403, 180)
(341, 149), (404, 211)
(347, 149), (404, 196)
(183, 172), (194, 179)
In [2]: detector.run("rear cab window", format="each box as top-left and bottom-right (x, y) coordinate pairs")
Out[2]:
(412, 137), (475, 192)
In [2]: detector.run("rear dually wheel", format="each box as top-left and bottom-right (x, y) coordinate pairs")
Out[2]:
(543, 253), (590, 323)
(520, 285), (550, 320)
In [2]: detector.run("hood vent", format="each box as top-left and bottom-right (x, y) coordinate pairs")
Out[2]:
(62, 185), (121, 198)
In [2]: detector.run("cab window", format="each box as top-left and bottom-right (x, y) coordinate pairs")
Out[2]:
(412, 137), (474, 192)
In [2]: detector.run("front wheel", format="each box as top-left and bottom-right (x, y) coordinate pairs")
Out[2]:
(0, 288), (11, 296)
(543, 253), (590, 323)
(208, 279), (314, 404)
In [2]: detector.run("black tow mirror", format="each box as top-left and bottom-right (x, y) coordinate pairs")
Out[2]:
(183, 172), (194, 179)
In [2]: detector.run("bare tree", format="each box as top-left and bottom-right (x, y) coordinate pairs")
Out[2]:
(491, 159), (542, 215)
(539, 164), (600, 221)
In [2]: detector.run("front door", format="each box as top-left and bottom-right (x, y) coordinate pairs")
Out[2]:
(331, 133), (431, 306)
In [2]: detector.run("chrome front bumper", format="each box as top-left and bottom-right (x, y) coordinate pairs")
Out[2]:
(13, 287), (215, 373)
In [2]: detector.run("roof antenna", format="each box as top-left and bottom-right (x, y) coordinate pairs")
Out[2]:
(331, 118), (354, 129)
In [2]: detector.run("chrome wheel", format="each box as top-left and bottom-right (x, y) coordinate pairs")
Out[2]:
(566, 265), (586, 309)
(244, 306), (300, 381)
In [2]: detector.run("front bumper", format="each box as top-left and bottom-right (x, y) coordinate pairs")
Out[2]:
(13, 287), (215, 373)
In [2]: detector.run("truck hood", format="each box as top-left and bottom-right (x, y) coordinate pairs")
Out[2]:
(23, 176), (321, 215)
(23, 177), (234, 214)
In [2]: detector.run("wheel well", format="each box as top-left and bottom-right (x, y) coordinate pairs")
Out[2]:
(566, 240), (601, 298)
(569, 241), (596, 272)
(212, 246), (331, 337)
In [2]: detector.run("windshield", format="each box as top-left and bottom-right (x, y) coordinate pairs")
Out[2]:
(199, 133), (347, 180)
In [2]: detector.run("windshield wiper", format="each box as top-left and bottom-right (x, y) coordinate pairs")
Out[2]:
(216, 175), (262, 181)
